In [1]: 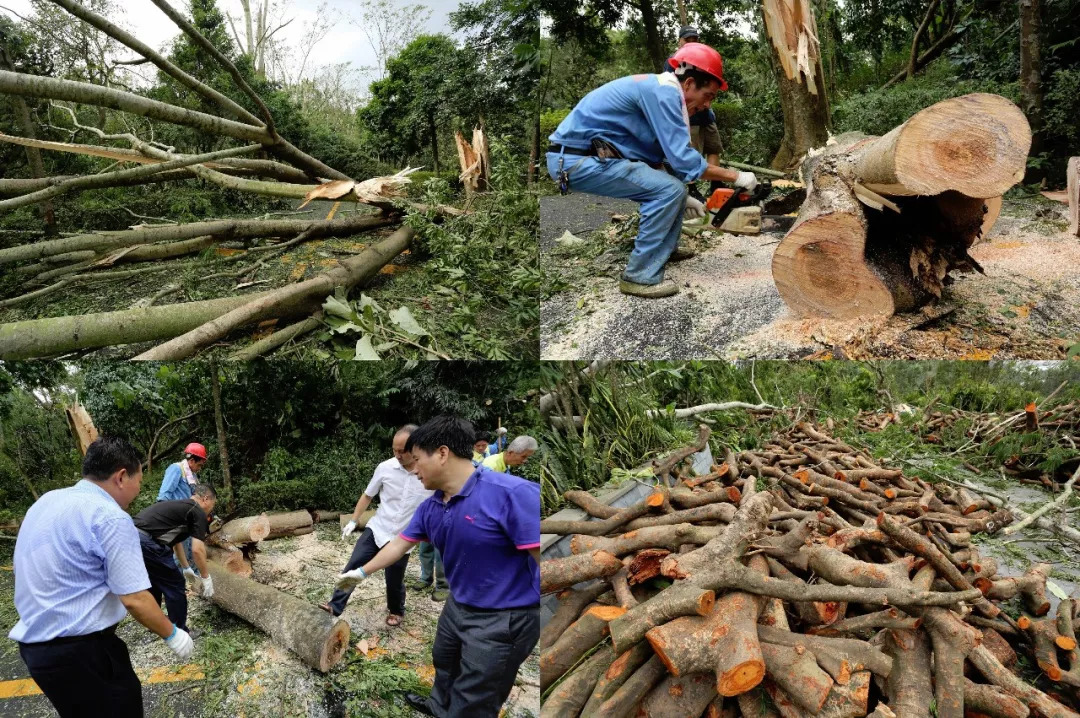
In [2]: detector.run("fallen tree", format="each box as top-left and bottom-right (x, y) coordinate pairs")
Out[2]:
(207, 562), (350, 672)
(772, 93), (1031, 319)
(539, 422), (1080, 717)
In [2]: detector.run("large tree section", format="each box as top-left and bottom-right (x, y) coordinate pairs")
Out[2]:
(772, 94), (1031, 319)
(207, 562), (350, 672)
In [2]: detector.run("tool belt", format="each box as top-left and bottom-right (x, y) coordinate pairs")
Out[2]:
(549, 138), (625, 160)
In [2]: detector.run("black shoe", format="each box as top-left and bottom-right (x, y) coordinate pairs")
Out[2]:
(403, 692), (435, 716)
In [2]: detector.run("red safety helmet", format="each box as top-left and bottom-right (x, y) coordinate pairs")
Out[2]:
(184, 442), (208, 459)
(668, 42), (728, 91)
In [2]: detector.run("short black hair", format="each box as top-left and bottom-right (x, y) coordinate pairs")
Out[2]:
(192, 484), (217, 500)
(83, 437), (141, 481)
(474, 432), (491, 444)
(678, 67), (720, 92)
(404, 416), (476, 460)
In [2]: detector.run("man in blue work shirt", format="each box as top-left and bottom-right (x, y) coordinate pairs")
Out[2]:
(548, 42), (758, 298)
(333, 415), (540, 717)
(157, 441), (209, 574)
(9, 437), (195, 718)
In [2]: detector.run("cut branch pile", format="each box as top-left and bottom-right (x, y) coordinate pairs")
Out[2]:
(0, 0), (448, 359)
(539, 422), (1080, 718)
(772, 93), (1029, 319)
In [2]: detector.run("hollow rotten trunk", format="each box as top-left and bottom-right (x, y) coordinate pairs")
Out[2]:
(207, 562), (350, 671)
(772, 93), (1031, 319)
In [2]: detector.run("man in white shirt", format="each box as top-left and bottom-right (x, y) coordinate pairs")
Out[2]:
(320, 424), (431, 626)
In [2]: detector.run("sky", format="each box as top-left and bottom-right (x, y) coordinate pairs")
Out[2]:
(0, 0), (464, 94)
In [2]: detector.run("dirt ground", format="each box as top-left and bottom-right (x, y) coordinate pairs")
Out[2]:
(0, 522), (540, 718)
(540, 192), (1079, 360)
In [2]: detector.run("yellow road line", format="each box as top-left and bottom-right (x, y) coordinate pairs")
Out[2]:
(0, 663), (203, 699)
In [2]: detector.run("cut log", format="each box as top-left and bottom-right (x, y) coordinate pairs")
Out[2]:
(206, 545), (252, 577)
(263, 510), (314, 539)
(311, 509), (342, 523)
(581, 642), (654, 717)
(773, 94), (1030, 319)
(207, 562), (349, 671)
(540, 491), (666, 536)
(974, 563), (1051, 616)
(761, 642), (833, 713)
(639, 672), (718, 718)
(1069, 157), (1079, 237)
(540, 643), (615, 718)
(883, 628), (932, 718)
(817, 670), (870, 718)
(208, 513), (271, 546)
(541, 550), (623, 595)
(338, 509), (377, 530)
(963, 679), (1031, 718)
(540, 604), (626, 689)
(540, 582), (611, 651)
(569, 523), (722, 556)
(595, 655), (667, 718)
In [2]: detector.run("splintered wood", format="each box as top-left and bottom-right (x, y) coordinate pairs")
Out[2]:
(64, 403), (99, 455)
(455, 127), (490, 196)
(539, 422), (1080, 718)
(762, 0), (822, 94)
(772, 94), (1031, 320)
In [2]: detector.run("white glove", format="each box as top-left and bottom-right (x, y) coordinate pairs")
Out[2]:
(341, 520), (357, 541)
(734, 171), (758, 192)
(164, 625), (194, 660)
(201, 575), (214, 599)
(684, 195), (707, 220)
(335, 566), (368, 590)
(181, 567), (199, 591)
(497, 427), (508, 436)
(182, 566), (196, 579)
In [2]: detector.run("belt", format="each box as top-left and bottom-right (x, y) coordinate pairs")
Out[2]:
(455, 599), (541, 613)
(548, 144), (594, 156)
(21, 624), (118, 647)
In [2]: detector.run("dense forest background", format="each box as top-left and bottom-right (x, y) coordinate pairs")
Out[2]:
(0, 360), (545, 524)
(539, 0), (1079, 184)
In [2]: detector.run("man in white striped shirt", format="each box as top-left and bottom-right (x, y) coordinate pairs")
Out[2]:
(9, 437), (195, 717)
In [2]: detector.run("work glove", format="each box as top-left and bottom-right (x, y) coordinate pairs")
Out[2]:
(497, 427), (508, 436)
(684, 195), (707, 220)
(164, 625), (194, 660)
(335, 566), (368, 590)
(341, 520), (357, 541)
(734, 171), (758, 192)
(181, 567), (199, 591)
(201, 575), (214, 599)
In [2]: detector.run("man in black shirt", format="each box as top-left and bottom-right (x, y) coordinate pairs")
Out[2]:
(133, 483), (217, 633)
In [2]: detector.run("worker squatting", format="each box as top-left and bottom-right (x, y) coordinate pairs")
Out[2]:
(548, 33), (760, 299)
(7, 417), (541, 718)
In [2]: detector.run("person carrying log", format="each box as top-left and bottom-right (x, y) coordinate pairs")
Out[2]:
(482, 434), (538, 474)
(156, 441), (210, 574)
(8, 437), (194, 718)
(333, 415), (541, 717)
(320, 423), (432, 626)
(132, 483), (217, 637)
(546, 42), (757, 298)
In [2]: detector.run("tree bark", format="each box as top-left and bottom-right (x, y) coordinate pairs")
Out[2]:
(540, 604), (625, 689)
(206, 545), (252, 577)
(263, 510), (314, 540)
(582, 641), (654, 716)
(540, 582), (611, 650)
(1019, 0), (1043, 159)
(207, 562), (350, 671)
(541, 643), (616, 717)
(208, 513), (271, 545)
(210, 357), (232, 510)
(0, 44), (56, 234)
(541, 550), (624, 594)
(639, 672), (718, 717)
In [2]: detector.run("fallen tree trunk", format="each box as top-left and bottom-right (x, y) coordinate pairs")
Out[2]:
(0, 213), (391, 266)
(133, 225), (414, 360)
(206, 545), (252, 577)
(207, 562), (350, 672)
(263, 510), (314, 539)
(208, 513), (271, 546)
(772, 94), (1031, 319)
(338, 510), (377, 530)
(1069, 157), (1079, 238)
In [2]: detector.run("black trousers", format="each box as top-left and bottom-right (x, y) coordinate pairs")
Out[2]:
(139, 532), (188, 631)
(19, 626), (142, 718)
(426, 597), (540, 717)
(328, 527), (410, 616)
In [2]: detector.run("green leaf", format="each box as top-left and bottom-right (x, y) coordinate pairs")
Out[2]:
(389, 306), (429, 336)
(1067, 342), (1080, 359)
(1047, 579), (1069, 601)
(358, 294), (383, 312)
(354, 335), (381, 360)
(1000, 309), (1018, 318)
(322, 295), (354, 319)
(375, 341), (398, 352)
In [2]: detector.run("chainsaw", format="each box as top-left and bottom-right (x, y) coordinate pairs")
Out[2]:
(705, 179), (773, 235)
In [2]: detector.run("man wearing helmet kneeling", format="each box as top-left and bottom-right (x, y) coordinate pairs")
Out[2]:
(547, 42), (758, 299)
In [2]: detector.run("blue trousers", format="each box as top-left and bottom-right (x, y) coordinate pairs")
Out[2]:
(547, 153), (687, 285)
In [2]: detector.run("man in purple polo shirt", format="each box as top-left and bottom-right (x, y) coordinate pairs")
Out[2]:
(333, 415), (540, 717)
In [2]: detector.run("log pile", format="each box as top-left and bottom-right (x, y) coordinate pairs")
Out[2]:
(539, 422), (1080, 717)
(772, 93), (1030, 319)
